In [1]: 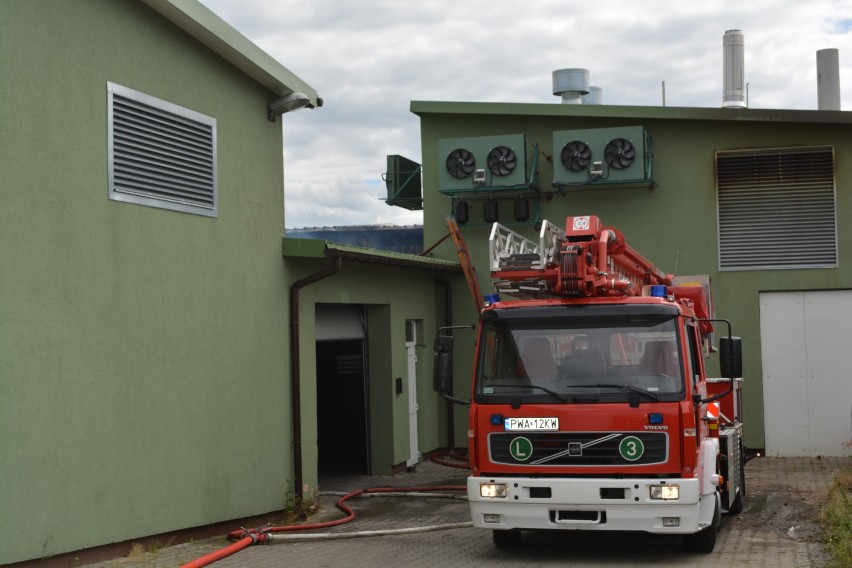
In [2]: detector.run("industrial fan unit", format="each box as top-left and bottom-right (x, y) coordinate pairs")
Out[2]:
(438, 134), (529, 193)
(552, 126), (651, 186)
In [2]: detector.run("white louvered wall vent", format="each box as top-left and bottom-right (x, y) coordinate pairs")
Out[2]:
(716, 146), (837, 271)
(108, 83), (217, 217)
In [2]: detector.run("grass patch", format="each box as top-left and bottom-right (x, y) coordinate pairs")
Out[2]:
(820, 460), (852, 568)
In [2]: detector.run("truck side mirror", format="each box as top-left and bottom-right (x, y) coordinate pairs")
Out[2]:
(719, 336), (742, 379)
(433, 335), (454, 394)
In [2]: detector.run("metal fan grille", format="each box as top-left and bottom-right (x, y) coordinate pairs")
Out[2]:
(604, 138), (635, 170)
(487, 146), (517, 177)
(446, 148), (475, 179)
(561, 140), (592, 172)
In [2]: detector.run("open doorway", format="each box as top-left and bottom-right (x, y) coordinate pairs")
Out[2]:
(316, 305), (370, 475)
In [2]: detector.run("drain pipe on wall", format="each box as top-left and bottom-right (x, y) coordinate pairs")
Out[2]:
(434, 277), (455, 450)
(290, 255), (343, 504)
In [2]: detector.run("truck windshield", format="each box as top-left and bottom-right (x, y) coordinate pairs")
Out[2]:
(475, 313), (683, 403)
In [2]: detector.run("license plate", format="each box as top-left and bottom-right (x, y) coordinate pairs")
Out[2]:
(504, 417), (559, 431)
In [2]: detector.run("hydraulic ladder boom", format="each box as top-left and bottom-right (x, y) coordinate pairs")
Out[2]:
(490, 215), (672, 299)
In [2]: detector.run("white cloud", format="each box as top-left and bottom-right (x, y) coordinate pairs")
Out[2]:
(199, 0), (852, 228)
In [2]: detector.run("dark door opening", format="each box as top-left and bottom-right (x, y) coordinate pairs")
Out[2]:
(316, 339), (370, 475)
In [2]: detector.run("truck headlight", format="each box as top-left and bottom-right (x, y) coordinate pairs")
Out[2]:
(650, 484), (680, 500)
(480, 483), (509, 498)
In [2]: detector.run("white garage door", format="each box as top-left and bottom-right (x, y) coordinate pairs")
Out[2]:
(760, 290), (852, 457)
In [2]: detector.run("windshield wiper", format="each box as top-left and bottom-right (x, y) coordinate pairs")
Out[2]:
(492, 383), (568, 402)
(569, 383), (660, 401)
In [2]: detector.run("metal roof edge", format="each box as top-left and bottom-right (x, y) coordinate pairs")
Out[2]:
(141, 0), (319, 104)
(282, 237), (461, 272)
(410, 100), (852, 124)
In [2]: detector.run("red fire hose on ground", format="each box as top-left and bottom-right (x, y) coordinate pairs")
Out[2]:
(430, 450), (469, 469)
(180, 484), (468, 568)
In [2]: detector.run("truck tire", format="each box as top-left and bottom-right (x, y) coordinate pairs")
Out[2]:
(683, 493), (719, 553)
(493, 529), (522, 548)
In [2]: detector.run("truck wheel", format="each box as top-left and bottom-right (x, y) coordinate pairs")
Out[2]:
(683, 493), (719, 553)
(493, 529), (522, 548)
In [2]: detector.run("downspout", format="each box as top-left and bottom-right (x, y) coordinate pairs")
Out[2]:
(290, 255), (343, 504)
(434, 277), (454, 450)
(424, 233), (456, 452)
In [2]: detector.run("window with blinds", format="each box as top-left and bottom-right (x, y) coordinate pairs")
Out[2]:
(716, 146), (837, 270)
(107, 82), (217, 217)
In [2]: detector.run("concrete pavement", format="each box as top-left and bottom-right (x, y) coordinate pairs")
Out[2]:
(84, 456), (846, 567)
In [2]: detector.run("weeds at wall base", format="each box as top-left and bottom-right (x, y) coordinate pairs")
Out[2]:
(820, 462), (852, 568)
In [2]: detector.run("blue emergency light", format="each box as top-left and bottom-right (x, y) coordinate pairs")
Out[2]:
(650, 285), (668, 298)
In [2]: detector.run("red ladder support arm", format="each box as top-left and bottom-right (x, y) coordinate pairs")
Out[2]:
(564, 216), (672, 296)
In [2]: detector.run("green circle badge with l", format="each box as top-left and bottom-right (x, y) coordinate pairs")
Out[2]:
(509, 436), (533, 462)
(619, 436), (644, 461)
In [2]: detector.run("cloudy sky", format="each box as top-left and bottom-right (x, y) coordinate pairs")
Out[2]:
(198, 0), (852, 229)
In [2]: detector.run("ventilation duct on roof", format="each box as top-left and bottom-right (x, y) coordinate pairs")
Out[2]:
(581, 86), (603, 105)
(553, 68), (590, 104)
(723, 30), (746, 109)
(817, 48), (841, 111)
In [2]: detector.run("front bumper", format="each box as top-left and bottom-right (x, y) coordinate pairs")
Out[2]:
(468, 475), (704, 534)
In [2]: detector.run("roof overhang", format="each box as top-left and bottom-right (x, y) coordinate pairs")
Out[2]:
(282, 238), (462, 272)
(141, 0), (320, 106)
(411, 100), (852, 125)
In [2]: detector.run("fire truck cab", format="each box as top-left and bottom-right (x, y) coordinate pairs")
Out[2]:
(435, 215), (744, 553)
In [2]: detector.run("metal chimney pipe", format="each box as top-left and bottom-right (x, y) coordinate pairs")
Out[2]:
(817, 48), (841, 110)
(723, 30), (746, 109)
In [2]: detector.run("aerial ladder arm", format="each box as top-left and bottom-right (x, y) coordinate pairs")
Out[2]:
(565, 216), (672, 296)
(490, 215), (671, 298)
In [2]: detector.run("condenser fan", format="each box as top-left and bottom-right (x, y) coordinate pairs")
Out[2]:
(446, 148), (475, 179)
(604, 138), (636, 170)
(560, 140), (592, 172)
(487, 146), (517, 177)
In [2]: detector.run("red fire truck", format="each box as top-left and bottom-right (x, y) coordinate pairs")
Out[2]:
(435, 215), (744, 553)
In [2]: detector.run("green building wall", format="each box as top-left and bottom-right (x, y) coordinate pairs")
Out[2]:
(283, 252), (464, 491)
(0, 1), (296, 563)
(414, 101), (852, 452)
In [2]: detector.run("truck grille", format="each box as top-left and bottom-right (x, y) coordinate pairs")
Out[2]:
(489, 431), (668, 466)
